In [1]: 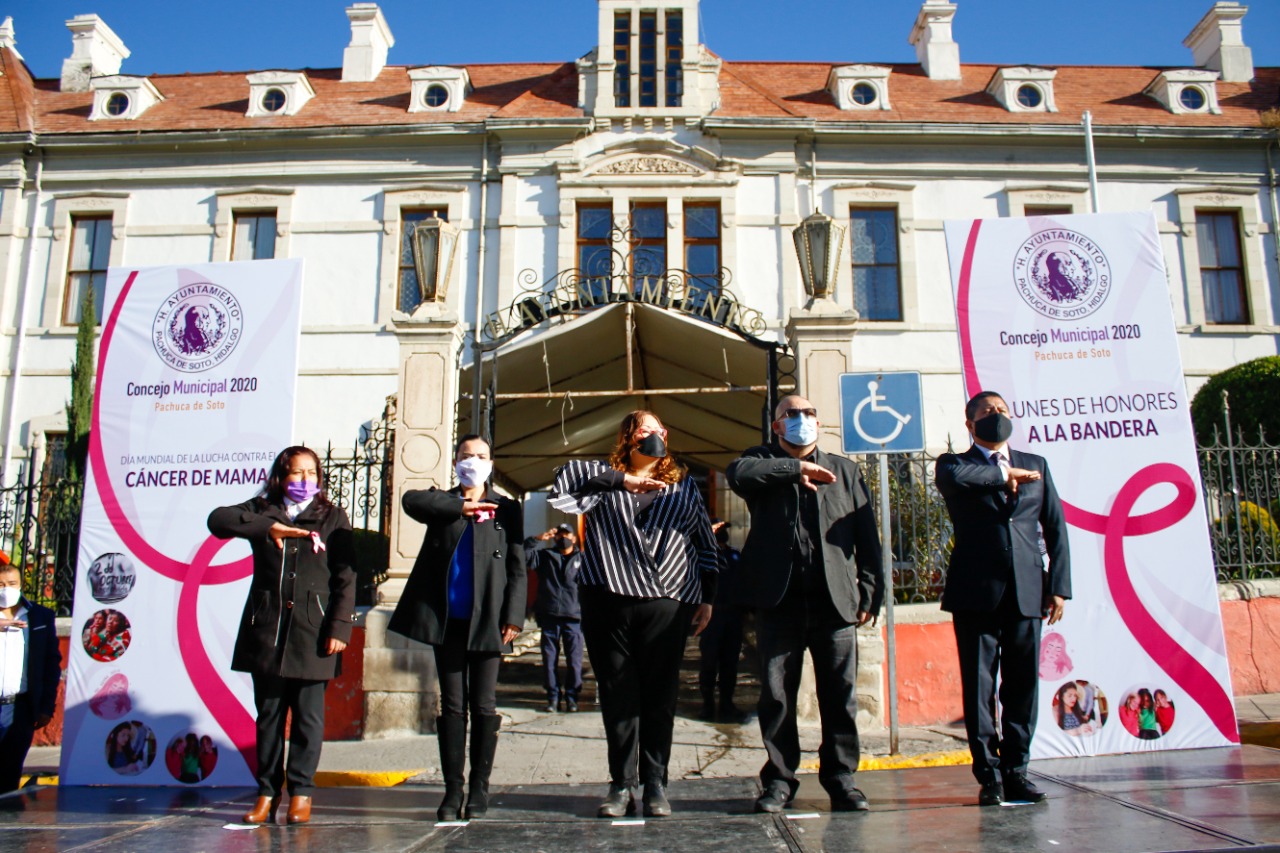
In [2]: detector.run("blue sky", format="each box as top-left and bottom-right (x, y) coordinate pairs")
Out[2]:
(7, 0), (1279, 79)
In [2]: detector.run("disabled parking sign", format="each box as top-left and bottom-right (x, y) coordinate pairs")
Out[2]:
(839, 371), (925, 454)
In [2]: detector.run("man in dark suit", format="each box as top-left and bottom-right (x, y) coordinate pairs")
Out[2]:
(0, 558), (62, 793)
(524, 523), (584, 713)
(727, 394), (884, 814)
(935, 390), (1071, 806)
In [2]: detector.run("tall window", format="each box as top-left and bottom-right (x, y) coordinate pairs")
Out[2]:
(850, 207), (902, 321)
(231, 211), (277, 260)
(614, 12), (631, 108)
(665, 11), (683, 107)
(1196, 210), (1248, 324)
(399, 207), (447, 314)
(64, 215), (111, 325)
(638, 12), (658, 108)
(684, 202), (720, 305)
(631, 203), (666, 292)
(577, 204), (613, 302)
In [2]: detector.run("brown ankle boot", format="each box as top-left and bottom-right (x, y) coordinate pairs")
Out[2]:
(243, 795), (280, 824)
(286, 795), (312, 824)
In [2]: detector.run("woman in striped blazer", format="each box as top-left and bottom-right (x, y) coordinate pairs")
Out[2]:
(551, 410), (721, 819)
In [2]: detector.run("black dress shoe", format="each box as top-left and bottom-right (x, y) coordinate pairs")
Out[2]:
(642, 782), (672, 817)
(597, 784), (635, 818)
(1003, 774), (1046, 803)
(978, 781), (1004, 806)
(829, 787), (870, 812)
(754, 788), (790, 814)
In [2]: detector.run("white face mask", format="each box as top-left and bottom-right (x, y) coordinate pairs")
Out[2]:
(0, 587), (20, 609)
(455, 458), (493, 488)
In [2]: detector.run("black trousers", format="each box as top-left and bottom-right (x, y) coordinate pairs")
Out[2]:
(952, 586), (1042, 785)
(252, 674), (326, 797)
(756, 590), (861, 797)
(436, 619), (500, 718)
(580, 586), (693, 788)
(698, 606), (743, 705)
(0, 696), (35, 793)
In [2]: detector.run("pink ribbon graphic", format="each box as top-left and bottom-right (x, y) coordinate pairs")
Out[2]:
(955, 221), (1238, 743)
(90, 270), (259, 774)
(310, 531), (327, 553)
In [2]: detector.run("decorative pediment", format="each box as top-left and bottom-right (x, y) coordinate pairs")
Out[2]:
(592, 156), (701, 176)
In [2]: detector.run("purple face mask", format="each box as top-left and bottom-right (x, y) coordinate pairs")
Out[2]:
(285, 480), (320, 503)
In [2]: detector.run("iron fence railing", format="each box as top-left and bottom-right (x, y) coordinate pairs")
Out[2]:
(1198, 424), (1280, 583)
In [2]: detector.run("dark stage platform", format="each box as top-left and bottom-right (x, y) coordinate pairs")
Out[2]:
(3, 746), (1278, 852)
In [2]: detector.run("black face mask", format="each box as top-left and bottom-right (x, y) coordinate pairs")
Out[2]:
(636, 433), (667, 458)
(555, 536), (573, 551)
(973, 412), (1014, 444)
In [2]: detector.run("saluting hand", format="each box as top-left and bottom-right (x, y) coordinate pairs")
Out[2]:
(623, 474), (667, 494)
(799, 461), (836, 492)
(1005, 467), (1041, 494)
(462, 500), (499, 518)
(268, 522), (311, 550)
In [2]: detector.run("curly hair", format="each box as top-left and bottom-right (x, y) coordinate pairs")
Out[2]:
(607, 410), (686, 485)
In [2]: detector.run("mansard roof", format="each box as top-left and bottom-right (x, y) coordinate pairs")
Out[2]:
(1, 46), (1275, 137)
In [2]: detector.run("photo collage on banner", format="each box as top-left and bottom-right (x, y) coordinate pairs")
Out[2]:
(61, 260), (303, 785)
(942, 211), (1238, 758)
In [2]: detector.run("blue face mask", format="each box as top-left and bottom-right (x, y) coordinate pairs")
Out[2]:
(781, 414), (818, 446)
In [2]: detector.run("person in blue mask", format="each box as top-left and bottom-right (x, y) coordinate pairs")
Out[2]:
(726, 394), (884, 814)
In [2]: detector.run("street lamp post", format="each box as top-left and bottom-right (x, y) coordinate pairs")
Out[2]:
(792, 211), (846, 302)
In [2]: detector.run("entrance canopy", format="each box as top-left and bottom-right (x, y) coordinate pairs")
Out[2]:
(459, 303), (782, 492)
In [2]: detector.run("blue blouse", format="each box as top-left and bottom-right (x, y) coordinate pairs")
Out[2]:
(447, 522), (475, 618)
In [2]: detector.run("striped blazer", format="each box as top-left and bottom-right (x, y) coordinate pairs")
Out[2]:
(550, 459), (721, 604)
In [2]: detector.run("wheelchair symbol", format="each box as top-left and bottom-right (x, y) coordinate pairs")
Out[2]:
(853, 380), (913, 445)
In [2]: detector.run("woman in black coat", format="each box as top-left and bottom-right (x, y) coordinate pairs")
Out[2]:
(208, 446), (356, 826)
(388, 433), (525, 822)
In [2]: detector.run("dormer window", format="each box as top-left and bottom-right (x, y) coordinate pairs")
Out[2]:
(986, 67), (1057, 113)
(828, 65), (891, 111)
(88, 75), (163, 121)
(262, 89), (286, 113)
(245, 71), (314, 117)
(1015, 84), (1042, 109)
(1144, 69), (1222, 115)
(408, 67), (471, 113)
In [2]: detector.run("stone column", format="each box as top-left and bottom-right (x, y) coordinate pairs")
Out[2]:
(363, 304), (462, 738)
(785, 299), (886, 731)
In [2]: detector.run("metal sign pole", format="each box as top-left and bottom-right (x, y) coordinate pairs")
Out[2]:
(879, 451), (899, 755)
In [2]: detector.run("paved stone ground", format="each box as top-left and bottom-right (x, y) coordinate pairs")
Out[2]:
(3, 746), (1279, 852)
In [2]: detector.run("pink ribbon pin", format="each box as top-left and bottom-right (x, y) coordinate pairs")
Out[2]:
(310, 531), (326, 553)
(474, 509), (495, 524)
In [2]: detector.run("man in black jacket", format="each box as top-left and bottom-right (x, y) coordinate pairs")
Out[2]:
(727, 394), (884, 814)
(0, 559), (62, 793)
(935, 390), (1071, 807)
(524, 523), (584, 713)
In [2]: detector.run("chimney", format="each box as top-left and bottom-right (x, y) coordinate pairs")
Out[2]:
(909, 2), (960, 81)
(60, 15), (129, 93)
(1184, 2), (1253, 83)
(342, 3), (394, 83)
(0, 17), (19, 59)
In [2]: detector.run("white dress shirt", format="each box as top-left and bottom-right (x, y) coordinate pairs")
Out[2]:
(0, 604), (28, 732)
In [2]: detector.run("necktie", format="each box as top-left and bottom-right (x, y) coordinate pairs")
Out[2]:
(991, 452), (1009, 505)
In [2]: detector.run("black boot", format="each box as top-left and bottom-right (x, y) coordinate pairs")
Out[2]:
(435, 715), (467, 821)
(462, 714), (502, 819)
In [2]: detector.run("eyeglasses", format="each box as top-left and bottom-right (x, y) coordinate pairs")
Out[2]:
(635, 426), (668, 438)
(781, 408), (817, 419)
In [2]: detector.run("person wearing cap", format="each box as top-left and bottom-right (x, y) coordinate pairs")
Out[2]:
(697, 518), (748, 722)
(0, 554), (60, 793)
(524, 522), (585, 713)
